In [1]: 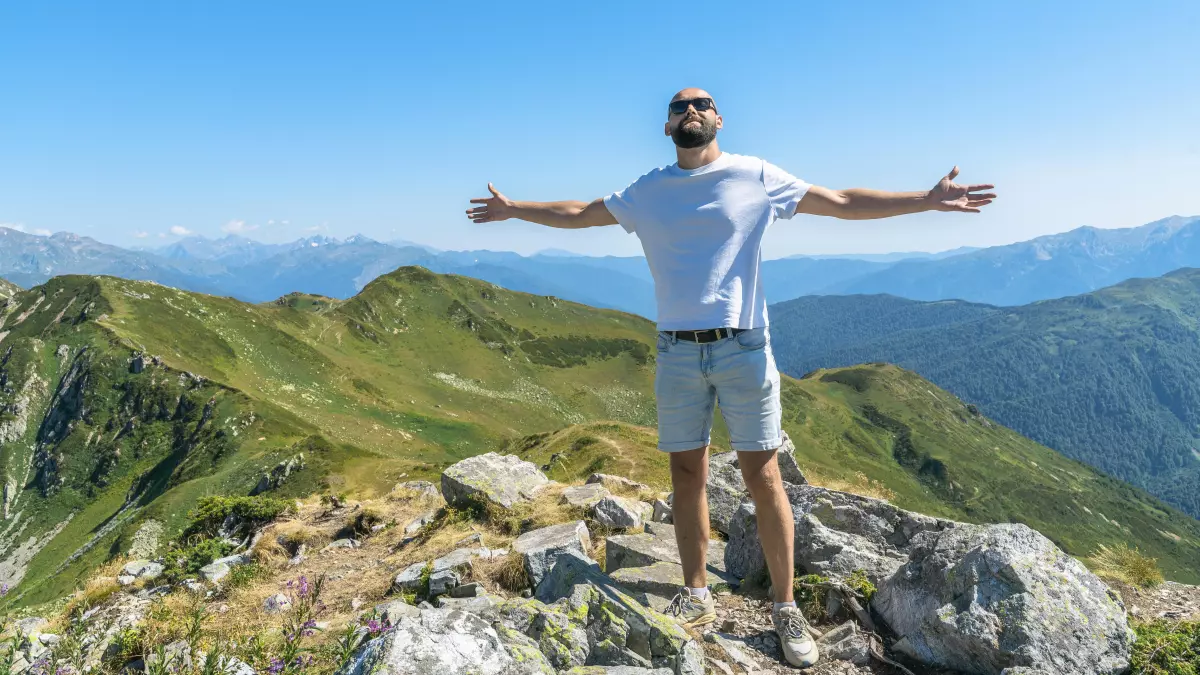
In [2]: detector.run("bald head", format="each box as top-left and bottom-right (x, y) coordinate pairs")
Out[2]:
(665, 87), (722, 149)
(671, 87), (714, 104)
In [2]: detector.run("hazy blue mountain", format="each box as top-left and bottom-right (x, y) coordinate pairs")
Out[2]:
(826, 215), (1200, 305)
(782, 246), (980, 262)
(0, 227), (226, 293)
(767, 269), (1200, 518)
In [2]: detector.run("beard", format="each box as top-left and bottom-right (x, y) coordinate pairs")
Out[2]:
(671, 116), (717, 149)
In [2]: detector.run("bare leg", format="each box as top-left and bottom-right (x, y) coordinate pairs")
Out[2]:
(669, 446), (710, 589)
(737, 449), (795, 602)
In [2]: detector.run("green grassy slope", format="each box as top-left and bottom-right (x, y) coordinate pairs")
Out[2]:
(0, 269), (656, 605)
(768, 268), (1200, 518)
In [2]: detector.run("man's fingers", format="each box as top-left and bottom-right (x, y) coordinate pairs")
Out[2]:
(966, 199), (993, 207)
(488, 182), (501, 197)
(968, 192), (997, 200)
(946, 166), (960, 181)
(469, 198), (492, 204)
(967, 184), (995, 192)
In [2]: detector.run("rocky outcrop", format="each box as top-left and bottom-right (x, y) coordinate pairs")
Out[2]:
(529, 550), (706, 674)
(335, 608), (555, 675)
(874, 523), (1134, 675)
(725, 482), (955, 583)
(249, 453), (305, 496)
(441, 453), (550, 509)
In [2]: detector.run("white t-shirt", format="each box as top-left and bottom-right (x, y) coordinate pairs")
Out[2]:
(604, 152), (810, 330)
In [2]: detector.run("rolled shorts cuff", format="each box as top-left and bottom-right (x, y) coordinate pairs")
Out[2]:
(729, 436), (783, 452)
(657, 438), (712, 452)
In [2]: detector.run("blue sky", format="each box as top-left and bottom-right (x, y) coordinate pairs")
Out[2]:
(2, 1), (1197, 257)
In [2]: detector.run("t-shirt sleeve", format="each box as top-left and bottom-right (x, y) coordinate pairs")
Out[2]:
(761, 160), (812, 220)
(603, 178), (643, 234)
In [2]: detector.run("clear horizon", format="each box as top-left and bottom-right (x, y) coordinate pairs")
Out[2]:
(2, 1), (1198, 257)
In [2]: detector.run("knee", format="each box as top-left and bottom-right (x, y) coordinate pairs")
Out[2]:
(740, 454), (783, 496)
(670, 448), (708, 492)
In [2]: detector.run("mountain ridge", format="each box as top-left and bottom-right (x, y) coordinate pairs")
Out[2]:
(769, 267), (1200, 518)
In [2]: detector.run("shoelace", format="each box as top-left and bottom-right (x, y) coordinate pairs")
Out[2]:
(780, 611), (810, 640)
(665, 592), (697, 617)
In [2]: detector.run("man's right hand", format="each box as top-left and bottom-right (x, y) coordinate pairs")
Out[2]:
(466, 183), (513, 223)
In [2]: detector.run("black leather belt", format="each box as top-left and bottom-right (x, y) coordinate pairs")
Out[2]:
(666, 327), (746, 343)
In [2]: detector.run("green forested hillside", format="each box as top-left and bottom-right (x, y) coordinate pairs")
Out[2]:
(1, 268), (1197, 610)
(769, 268), (1200, 518)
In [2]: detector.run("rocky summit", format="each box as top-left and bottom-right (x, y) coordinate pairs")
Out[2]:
(0, 450), (1159, 675)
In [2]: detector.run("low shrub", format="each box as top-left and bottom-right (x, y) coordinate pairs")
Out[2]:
(1089, 543), (1164, 588)
(1131, 620), (1200, 675)
(183, 495), (293, 539)
(161, 538), (235, 583)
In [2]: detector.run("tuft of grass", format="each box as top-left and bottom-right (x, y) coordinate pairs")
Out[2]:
(1089, 543), (1164, 588)
(1131, 620), (1200, 675)
(846, 569), (877, 603)
(793, 574), (830, 622)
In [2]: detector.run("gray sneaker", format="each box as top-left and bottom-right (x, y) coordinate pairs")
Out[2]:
(664, 589), (717, 628)
(773, 605), (819, 668)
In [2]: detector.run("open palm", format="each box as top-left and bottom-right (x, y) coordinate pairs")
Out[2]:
(930, 166), (996, 213)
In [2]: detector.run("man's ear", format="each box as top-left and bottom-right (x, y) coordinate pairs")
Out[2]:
(664, 122), (672, 136)
(716, 114), (723, 130)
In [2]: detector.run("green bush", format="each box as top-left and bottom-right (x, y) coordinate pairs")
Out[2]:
(161, 538), (235, 583)
(183, 495), (293, 539)
(1132, 621), (1200, 675)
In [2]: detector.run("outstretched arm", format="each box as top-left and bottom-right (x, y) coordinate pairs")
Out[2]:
(796, 166), (996, 220)
(466, 184), (618, 229)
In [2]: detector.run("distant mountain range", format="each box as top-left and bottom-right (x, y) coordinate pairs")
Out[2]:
(2, 215), (1198, 318)
(767, 268), (1200, 519)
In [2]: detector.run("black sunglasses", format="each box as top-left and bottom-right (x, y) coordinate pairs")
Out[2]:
(668, 97), (717, 116)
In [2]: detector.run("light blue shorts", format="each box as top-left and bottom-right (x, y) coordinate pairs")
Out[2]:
(654, 326), (783, 452)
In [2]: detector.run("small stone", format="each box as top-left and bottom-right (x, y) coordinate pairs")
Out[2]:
(392, 562), (427, 592)
(374, 599), (421, 623)
(394, 480), (440, 499)
(350, 597), (363, 610)
(592, 495), (650, 529)
(651, 499), (672, 524)
(449, 582), (482, 598)
(262, 593), (292, 614)
(429, 568), (460, 596)
(323, 538), (359, 551)
(562, 483), (611, 508)
(513, 520), (592, 589)
(585, 473), (650, 493)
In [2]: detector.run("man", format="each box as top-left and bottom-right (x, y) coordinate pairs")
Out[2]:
(465, 88), (996, 669)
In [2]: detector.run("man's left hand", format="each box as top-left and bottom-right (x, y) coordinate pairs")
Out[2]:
(929, 166), (996, 213)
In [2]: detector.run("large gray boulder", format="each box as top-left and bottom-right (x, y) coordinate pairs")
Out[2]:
(441, 453), (550, 509)
(705, 434), (806, 535)
(513, 520), (592, 589)
(705, 452), (746, 536)
(874, 523), (1134, 675)
(335, 608), (554, 675)
(606, 522), (728, 579)
(725, 483), (954, 583)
